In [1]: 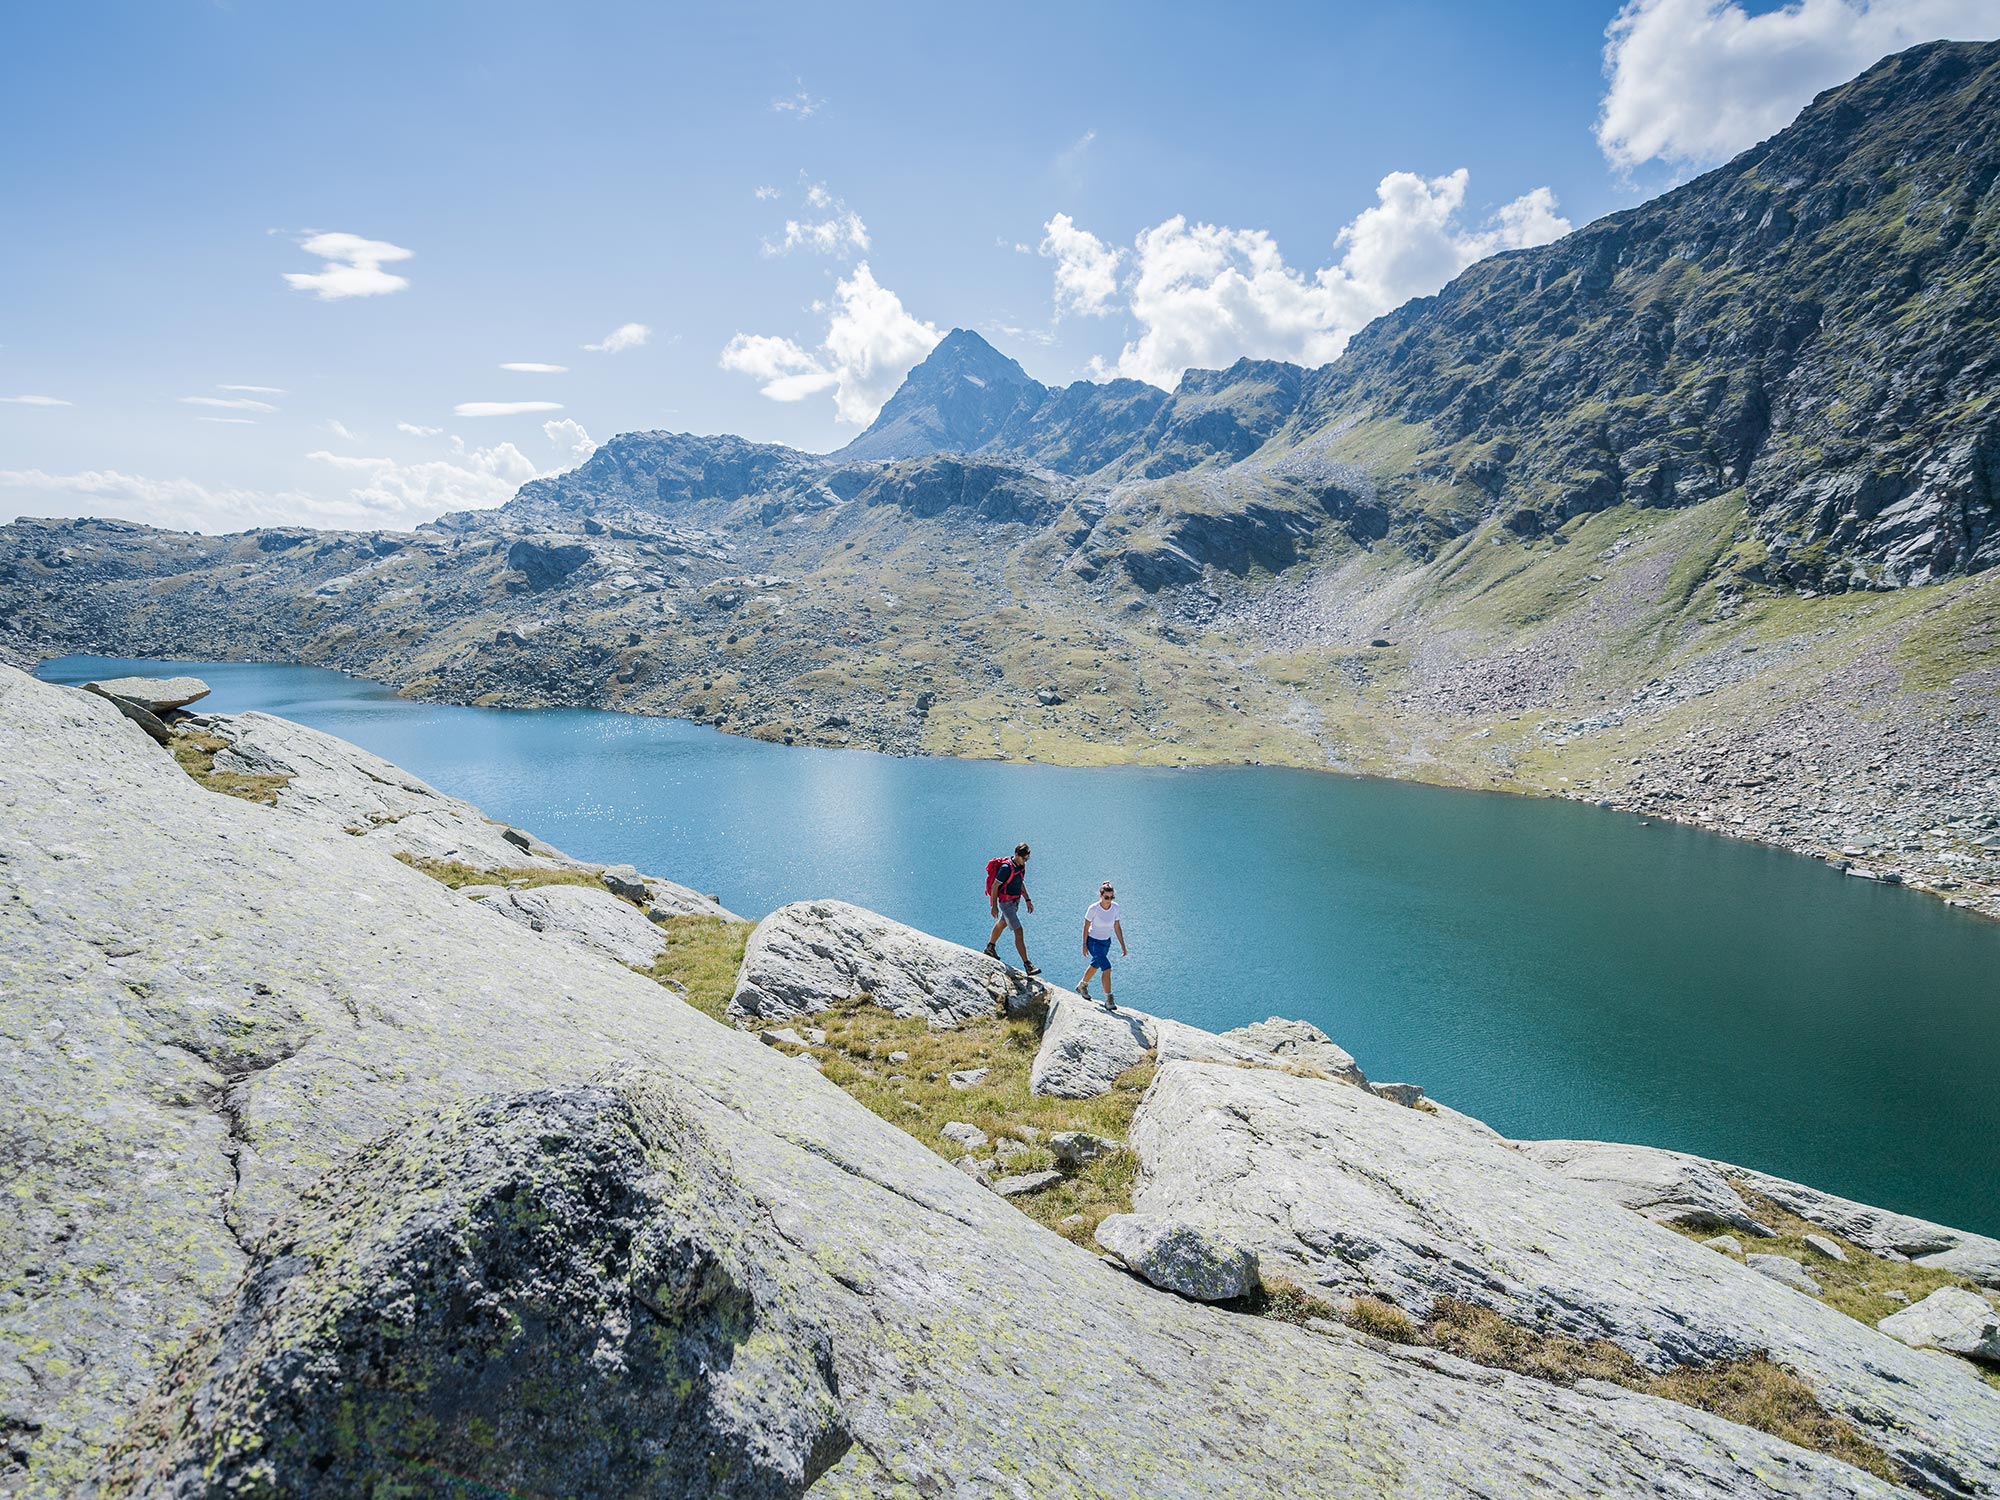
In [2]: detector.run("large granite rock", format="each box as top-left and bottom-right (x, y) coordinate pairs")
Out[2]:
(1125, 1060), (2000, 1496)
(81, 676), (209, 712)
(1030, 992), (1154, 1097)
(1512, 1139), (1771, 1236)
(728, 899), (1027, 1027)
(106, 1084), (849, 1498)
(0, 667), (1920, 1499)
(1512, 1136), (2000, 1290)
(471, 883), (669, 967)
(1877, 1287), (2000, 1365)
(1096, 1214), (1260, 1302)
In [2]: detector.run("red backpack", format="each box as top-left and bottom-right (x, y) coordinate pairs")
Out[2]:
(985, 856), (1023, 899)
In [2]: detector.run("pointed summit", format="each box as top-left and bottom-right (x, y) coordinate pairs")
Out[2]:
(838, 329), (1047, 462)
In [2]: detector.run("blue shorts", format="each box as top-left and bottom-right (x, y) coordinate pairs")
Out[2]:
(996, 899), (1023, 932)
(1087, 936), (1113, 970)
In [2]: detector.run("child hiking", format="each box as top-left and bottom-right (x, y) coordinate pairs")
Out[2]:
(1078, 881), (1127, 1009)
(984, 842), (1039, 975)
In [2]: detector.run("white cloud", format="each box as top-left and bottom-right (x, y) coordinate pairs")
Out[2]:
(397, 421), (443, 436)
(720, 261), (942, 425)
(1, 394), (72, 406)
(1067, 171), (1570, 388)
(543, 417), (598, 463)
(454, 400), (564, 417)
(0, 467), (322, 532)
(282, 231), (413, 300)
(1597, 0), (2000, 170)
(181, 395), (277, 413)
(767, 209), (870, 257)
(583, 322), (651, 353)
(305, 439), (541, 524)
(219, 384), (286, 394)
(771, 88), (822, 117)
(754, 184), (781, 200)
(324, 418), (358, 440)
(500, 361), (568, 373)
(1039, 213), (1123, 317)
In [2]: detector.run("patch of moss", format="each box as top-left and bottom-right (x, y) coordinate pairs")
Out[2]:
(167, 728), (290, 805)
(631, 917), (753, 1024)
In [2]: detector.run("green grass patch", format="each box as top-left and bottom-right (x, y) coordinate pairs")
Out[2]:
(752, 992), (1154, 1247)
(168, 728), (291, 805)
(631, 917), (753, 1023)
(391, 854), (607, 893)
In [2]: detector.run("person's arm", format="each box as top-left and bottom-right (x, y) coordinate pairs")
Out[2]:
(1024, 882), (1034, 914)
(1114, 918), (1127, 956)
(1082, 917), (1091, 956)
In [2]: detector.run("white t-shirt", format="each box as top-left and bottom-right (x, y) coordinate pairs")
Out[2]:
(1084, 900), (1122, 939)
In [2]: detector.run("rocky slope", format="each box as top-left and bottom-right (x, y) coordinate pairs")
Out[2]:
(2, 43), (1997, 916)
(7, 672), (2000, 1496)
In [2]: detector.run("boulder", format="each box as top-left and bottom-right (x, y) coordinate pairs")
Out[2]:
(599, 862), (651, 903)
(107, 1084), (850, 1498)
(1030, 991), (1153, 1098)
(1512, 1140), (1771, 1235)
(1217, 1016), (1366, 1084)
(1804, 1234), (1849, 1263)
(1877, 1288), (2000, 1364)
(1051, 1130), (1117, 1169)
(475, 884), (669, 968)
(82, 674), (210, 712)
(1746, 1254), (1823, 1295)
(1366, 1081), (1426, 1107)
(940, 1122), (989, 1151)
(0, 670), (1938, 1500)
(1122, 1059), (2000, 1492)
(1702, 1235), (1745, 1255)
(953, 1155), (996, 1186)
(948, 1067), (989, 1090)
(80, 683), (172, 744)
(728, 900), (1022, 1027)
(1096, 1214), (1260, 1302)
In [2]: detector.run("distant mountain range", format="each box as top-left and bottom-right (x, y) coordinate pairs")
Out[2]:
(3, 41), (1997, 916)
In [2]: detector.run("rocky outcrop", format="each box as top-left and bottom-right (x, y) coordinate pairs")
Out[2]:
(728, 899), (1031, 1027)
(81, 676), (209, 712)
(0, 668), (1934, 1499)
(1029, 992), (1153, 1097)
(1878, 1287), (2000, 1365)
(1124, 1060), (2000, 1496)
(1513, 1139), (1772, 1236)
(469, 883), (669, 967)
(106, 1083), (851, 1498)
(1727, 1163), (2000, 1288)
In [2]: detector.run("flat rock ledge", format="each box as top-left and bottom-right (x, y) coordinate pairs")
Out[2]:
(83, 674), (210, 712)
(1878, 1287), (2000, 1365)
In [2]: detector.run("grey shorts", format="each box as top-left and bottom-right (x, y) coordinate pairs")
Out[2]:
(995, 898), (1023, 932)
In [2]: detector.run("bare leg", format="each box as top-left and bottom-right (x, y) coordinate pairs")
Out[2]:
(988, 917), (1008, 949)
(1013, 926), (1031, 964)
(1099, 970), (1114, 997)
(1078, 965), (1097, 990)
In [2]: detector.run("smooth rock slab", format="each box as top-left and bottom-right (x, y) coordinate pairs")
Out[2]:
(1096, 1213), (1260, 1302)
(473, 883), (669, 968)
(1805, 1233), (1850, 1263)
(992, 1170), (1062, 1198)
(1030, 991), (1152, 1098)
(1878, 1287), (2000, 1364)
(1124, 1060), (2000, 1494)
(728, 899), (1021, 1028)
(83, 674), (209, 711)
(1514, 1139), (1770, 1236)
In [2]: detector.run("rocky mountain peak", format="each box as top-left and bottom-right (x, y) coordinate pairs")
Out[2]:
(837, 328), (1048, 463)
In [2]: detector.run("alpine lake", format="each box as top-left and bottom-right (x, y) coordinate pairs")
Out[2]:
(42, 654), (2000, 1237)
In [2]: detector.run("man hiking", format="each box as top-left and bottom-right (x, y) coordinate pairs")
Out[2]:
(1078, 880), (1127, 1009)
(984, 842), (1039, 974)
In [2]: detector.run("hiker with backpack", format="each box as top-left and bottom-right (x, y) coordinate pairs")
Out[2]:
(983, 842), (1039, 975)
(1078, 880), (1127, 1009)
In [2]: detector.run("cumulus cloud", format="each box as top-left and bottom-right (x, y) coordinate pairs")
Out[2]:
(397, 421), (442, 436)
(1597, 0), (2000, 170)
(583, 322), (651, 353)
(1061, 171), (1570, 388)
(767, 208), (870, 257)
(771, 88), (822, 117)
(543, 417), (598, 463)
(720, 262), (942, 426)
(282, 231), (413, 300)
(453, 400), (564, 417)
(304, 439), (540, 524)
(1, 394), (72, 406)
(181, 395), (277, 413)
(1039, 213), (1123, 317)
(500, 361), (568, 373)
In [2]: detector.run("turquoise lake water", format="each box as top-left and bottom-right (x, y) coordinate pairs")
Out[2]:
(41, 654), (2000, 1236)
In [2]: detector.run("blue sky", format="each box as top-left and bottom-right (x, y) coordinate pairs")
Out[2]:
(3, 0), (1994, 532)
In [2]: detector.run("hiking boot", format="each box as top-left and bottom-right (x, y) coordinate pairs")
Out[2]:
(1076, 981), (1090, 998)
(1104, 994), (1117, 1011)
(1022, 961), (1041, 976)
(983, 943), (998, 959)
